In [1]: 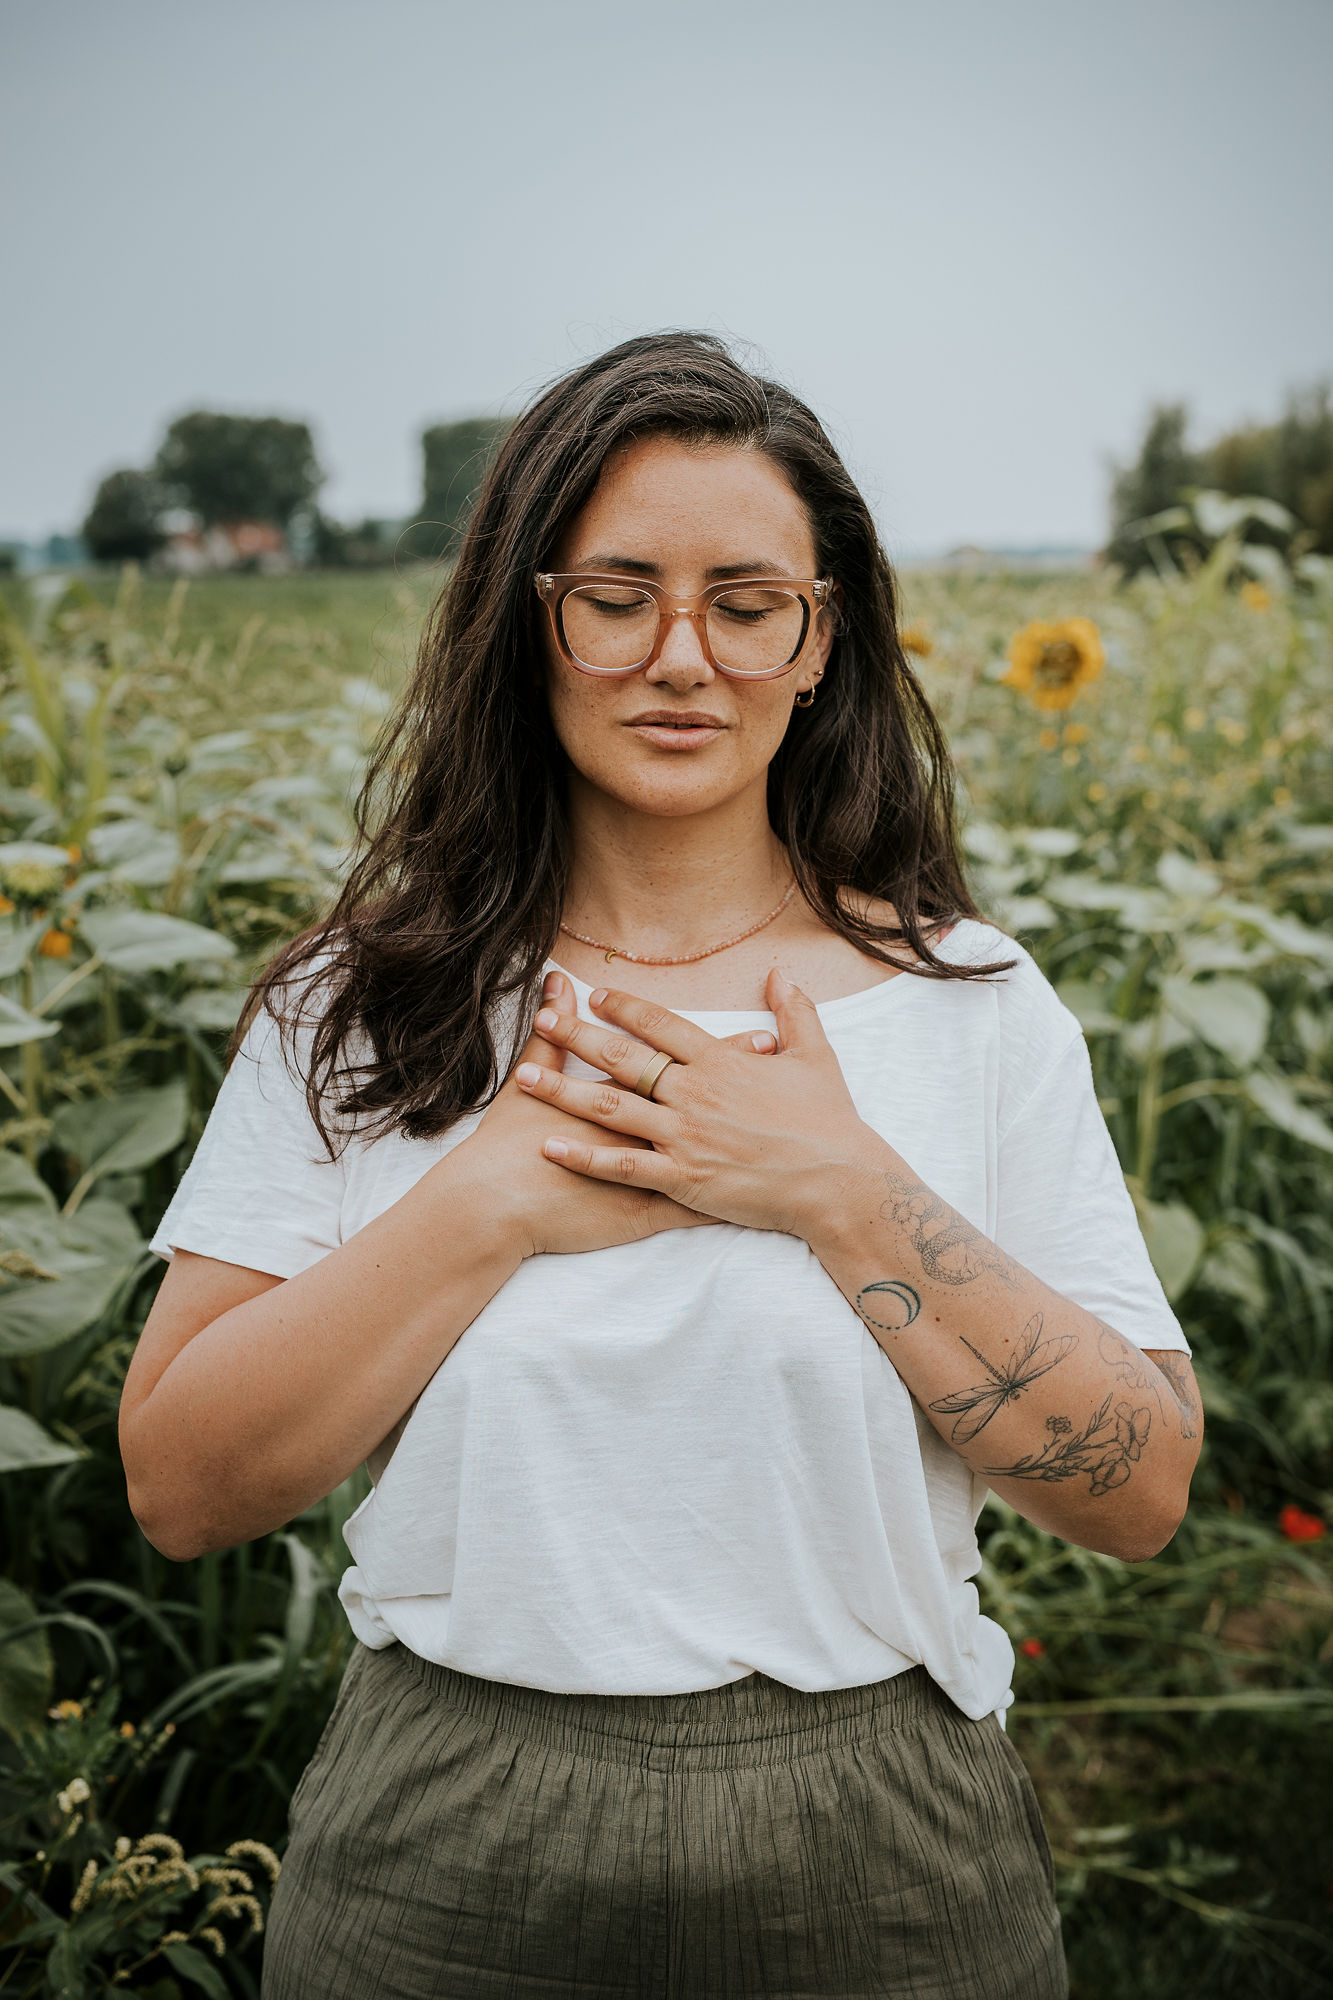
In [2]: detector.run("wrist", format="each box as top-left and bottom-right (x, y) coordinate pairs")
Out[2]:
(792, 1129), (898, 1258)
(424, 1144), (532, 1272)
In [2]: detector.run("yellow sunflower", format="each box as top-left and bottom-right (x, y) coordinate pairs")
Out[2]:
(899, 625), (933, 658)
(1001, 618), (1104, 713)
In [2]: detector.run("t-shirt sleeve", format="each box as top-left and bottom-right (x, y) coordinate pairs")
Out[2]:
(148, 1002), (347, 1280)
(994, 1028), (1190, 1355)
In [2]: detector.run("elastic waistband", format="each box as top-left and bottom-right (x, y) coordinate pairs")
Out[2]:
(383, 1647), (951, 1771)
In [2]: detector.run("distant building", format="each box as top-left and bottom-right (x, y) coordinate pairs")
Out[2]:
(160, 517), (291, 574)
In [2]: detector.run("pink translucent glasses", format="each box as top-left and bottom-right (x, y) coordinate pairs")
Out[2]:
(535, 571), (833, 679)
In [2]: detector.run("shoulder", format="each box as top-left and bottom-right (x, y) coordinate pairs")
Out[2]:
(230, 942), (367, 1136)
(934, 919), (1086, 1117)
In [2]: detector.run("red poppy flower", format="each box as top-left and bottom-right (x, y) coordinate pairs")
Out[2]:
(1019, 1638), (1045, 1659)
(1279, 1504), (1326, 1542)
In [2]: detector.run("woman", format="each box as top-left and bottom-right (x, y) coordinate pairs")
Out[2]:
(121, 332), (1200, 1999)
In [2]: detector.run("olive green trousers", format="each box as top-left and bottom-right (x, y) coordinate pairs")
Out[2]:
(262, 1641), (1066, 1999)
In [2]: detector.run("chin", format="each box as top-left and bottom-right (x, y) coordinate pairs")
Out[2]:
(587, 762), (745, 820)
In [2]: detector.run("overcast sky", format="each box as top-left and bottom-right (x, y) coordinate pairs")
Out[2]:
(3, 0), (1330, 554)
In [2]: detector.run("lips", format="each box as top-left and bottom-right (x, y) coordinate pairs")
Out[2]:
(624, 709), (727, 751)
(626, 710), (726, 729)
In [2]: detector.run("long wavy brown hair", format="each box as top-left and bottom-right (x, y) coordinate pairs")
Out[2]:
(237, 331), (1006, 1157)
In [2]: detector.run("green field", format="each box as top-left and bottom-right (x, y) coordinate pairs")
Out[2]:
(79, 567), (441, 716)
(0, 563), (1330, 1997)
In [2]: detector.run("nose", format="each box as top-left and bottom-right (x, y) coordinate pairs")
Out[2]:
(645, 607), (716, 691)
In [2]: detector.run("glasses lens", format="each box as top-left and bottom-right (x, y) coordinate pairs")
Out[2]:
(560, 584), (658, 673)
(706, 588), (809, 676)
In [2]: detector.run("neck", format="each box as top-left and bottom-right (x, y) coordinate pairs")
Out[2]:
(562, 773), (791, 956)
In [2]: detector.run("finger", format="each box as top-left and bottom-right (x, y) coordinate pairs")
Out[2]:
(766, 968), (827, 1053)
(531, 1005), (660, 1088)
(515, 972), (576, 1072)
(541, 1135), (682, 1199)
(587, 987), (717, 1064)
(515, 1062), (668, 1139)
(724, 1028), (778, 1055)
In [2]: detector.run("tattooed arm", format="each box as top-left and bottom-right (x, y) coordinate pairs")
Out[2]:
(825, 1163), (1202, 1560)
(520, 974), (1202, 1563)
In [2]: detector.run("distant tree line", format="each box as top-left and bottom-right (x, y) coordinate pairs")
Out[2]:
(1106, 383), (1333, 576)
(81, 413), (511, 567)
(80, 387), (1333, 578)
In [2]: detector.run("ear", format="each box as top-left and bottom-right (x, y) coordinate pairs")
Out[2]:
(809, 586), (839, 676)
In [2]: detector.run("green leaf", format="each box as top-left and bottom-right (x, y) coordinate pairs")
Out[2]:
(0, 993), (61, 1049)
(77, 908), (236, 974)
(962, 821), (1012, 865)
(45, 1921), (94, 1999)
(51, 1079), (190, 1181)
(0, 1200), (142, 1357)
(0, 1150), (57, 1211)
(1197, 1238), (1267, 1312)
(61, 1195), (143, 1262)
(177, 987), (248, 1032)
(160, 1943), (231, 2000)
(1056, 981), (1122, 1036)
(1244, 1071), (1333, 1153)
(86, 818), (183, 887)
(0, 1577), (53, 1740)
(998, 895), (1056, 932)
(1216, 899), (1333, 966)
(1156, 852), (1222, 900)
(1161, 975), (1270, 1069)
(1136, 1196), (1205, 1301)
(1012, 826), (1082, 859)
(1122, 1012), (1193, 1064)
(1191, 487), (1295, 538)
(1044, 876), (1174, 931)
(0, 918), (48, 978)
(0, 1404), (80, 1472)
(219, 840), (302, 885)
(0, 1259), (128, 1356)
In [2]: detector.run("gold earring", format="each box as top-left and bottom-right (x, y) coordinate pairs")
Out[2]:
(795, 672), (821, 708)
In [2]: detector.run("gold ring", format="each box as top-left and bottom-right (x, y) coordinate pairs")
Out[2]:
(633, 1050), (675, 1101)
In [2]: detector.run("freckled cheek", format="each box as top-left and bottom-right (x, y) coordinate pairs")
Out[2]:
(543, 672), (620, 767)
(738, 690), (801, 760)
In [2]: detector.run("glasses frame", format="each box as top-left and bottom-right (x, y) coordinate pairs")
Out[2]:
(534, 570), (834, 680)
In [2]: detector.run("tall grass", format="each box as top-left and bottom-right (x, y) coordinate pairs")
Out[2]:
(0, 561), (1329, 1997)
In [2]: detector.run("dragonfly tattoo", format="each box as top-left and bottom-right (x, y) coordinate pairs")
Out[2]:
(927, 1313), (1078, 1445)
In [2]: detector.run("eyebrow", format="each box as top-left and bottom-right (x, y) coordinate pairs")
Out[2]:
(573, 552), (793, 580)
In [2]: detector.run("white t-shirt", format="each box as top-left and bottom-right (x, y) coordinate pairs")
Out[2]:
(149, 920), (1187, 1719)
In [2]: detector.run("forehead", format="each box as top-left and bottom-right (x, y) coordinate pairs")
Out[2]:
(561, 436), (816, 569)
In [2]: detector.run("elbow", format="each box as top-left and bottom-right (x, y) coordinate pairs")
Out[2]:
(125, 1477), (213, 1564)
(121, 1417), (218, 1563)
(1100, 1486), (1194, 1565)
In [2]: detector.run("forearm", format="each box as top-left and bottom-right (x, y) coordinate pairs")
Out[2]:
(123, 1154), (522, 1558)
(807, 1141), (1202, 1561)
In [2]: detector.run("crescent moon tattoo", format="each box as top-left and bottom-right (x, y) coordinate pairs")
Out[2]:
(856, 1279), (922, 1331)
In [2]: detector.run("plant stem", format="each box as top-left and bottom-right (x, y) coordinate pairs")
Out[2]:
(19, 956), (43, 1169)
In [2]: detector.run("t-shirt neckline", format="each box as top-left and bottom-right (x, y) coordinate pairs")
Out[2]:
(544, 919), (984, 1029)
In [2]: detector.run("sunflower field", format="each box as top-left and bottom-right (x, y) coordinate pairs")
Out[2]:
(0, 554), (1330, 1998)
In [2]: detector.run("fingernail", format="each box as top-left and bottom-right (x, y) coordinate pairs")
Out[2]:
(771, 968), (790, 994)
(590, 987), (608, 1007)
(535, 1008), (558, 1033)
(544, 1138), (569, 1161)
(752, 1031), (777, 1052)
(542, 971), (561, 1000)
(516, 1063), (541, 1086)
